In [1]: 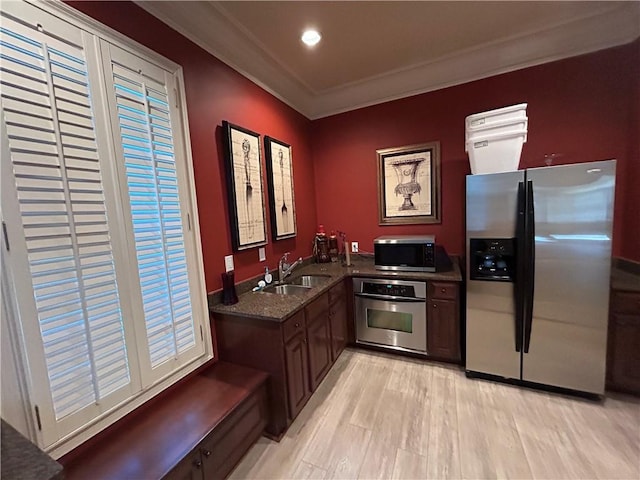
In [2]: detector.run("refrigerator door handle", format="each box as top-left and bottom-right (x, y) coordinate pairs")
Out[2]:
(524, 180), (535, 353)
(514, 181), (526, 353)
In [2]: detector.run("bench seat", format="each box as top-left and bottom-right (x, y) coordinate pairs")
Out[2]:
(62, 361), (269, 480)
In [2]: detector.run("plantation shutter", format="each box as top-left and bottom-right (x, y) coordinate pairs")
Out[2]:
(0, 3), (133, 443)
(2, 1), (211, 453)
(100, 42), (202, 377)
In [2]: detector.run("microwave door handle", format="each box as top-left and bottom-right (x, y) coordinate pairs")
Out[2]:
(354, 293), (425, 302)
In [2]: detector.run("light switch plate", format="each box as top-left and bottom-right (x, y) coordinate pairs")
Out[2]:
(224, 254), (234, 272)
(258, 247), (266, 262)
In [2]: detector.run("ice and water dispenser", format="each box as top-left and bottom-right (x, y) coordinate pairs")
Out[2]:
(469, 238), (516, 282)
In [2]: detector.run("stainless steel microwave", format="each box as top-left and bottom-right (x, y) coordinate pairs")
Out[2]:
(374, 235), (436, 272)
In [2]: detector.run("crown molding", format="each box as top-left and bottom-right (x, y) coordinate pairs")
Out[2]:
(310, 3), (640, 119)
(136, 2), (640, 120)
(135, 1), (313, 115)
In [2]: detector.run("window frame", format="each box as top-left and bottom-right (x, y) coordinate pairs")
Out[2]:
(0, 0), (212, 458)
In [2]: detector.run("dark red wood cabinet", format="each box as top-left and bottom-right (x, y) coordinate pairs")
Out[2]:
(168, 450), (204, 480)
(63, 363), (268, 480)
(427, 281), (461, 362)
(329, 282), (348, 360)
(306, 294), (332, 391)
(607, 289), (640, 395)
(214, 280), (349, 438)
(166, 388), (268, 480)
(283, 311), (311, 420)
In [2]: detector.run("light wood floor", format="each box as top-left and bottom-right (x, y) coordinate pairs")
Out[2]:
(230, 348), (640, 479)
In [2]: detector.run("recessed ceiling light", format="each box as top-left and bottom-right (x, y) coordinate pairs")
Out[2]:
(301, 30), (321, 47)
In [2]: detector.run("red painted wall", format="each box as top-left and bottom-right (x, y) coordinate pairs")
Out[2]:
(622, 39), (640, 260)
(67, 1), (640, 268)
(67, 1), (317, 292)
(312, 41), (639, 261)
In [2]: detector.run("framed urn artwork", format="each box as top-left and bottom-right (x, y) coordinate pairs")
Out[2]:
(264, 136), (297, 241)
(376, 141), (441, 225)
(221, 121), (268, 251)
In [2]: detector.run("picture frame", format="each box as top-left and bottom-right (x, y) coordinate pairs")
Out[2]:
(377, 141), (441, 225)
(222, 121), (268, 251)
(264, 136), (297, 241)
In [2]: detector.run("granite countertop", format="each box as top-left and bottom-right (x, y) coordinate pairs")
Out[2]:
(1, 420), (63, 480)
(210, 256), (462, 322)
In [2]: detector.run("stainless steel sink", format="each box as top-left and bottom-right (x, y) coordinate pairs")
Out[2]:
(288, 274), (332, 287)
(262, 284), (312, 295)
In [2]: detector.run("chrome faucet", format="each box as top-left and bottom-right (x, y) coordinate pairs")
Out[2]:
(278, 252), (303, 282)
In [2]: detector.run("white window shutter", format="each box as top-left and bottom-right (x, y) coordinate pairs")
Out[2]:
(2, 1), (211, 454)
(100, 42), (203, 380)
(1, 3), (133, 444)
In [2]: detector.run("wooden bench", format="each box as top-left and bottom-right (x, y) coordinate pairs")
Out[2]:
(62, 362), (269, 480)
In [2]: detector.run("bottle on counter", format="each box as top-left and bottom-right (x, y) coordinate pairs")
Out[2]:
(221, 271), (238, 305)
(328, 231), (338, 262)
(338, 230), (352, 266)
(314, 224), (331, 263)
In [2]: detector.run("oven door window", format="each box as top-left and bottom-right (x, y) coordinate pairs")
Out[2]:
(367, 308), (413, 333)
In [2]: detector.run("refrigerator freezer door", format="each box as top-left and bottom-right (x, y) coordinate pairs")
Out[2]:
(522, 160), (615, 394)
(466, 170), (524, 379)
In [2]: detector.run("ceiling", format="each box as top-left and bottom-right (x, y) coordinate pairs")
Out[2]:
(136, 1), (640, 119)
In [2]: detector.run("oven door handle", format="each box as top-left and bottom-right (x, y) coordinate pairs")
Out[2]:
(354, 292), (426, 302)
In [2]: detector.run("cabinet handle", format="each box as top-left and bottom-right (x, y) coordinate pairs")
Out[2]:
(441, 288), (446, 293)
(433, 304), (437, 308)
(202, 449), (211, 457)
(193, 460), (202, 468)
(295, 322), (299, 328)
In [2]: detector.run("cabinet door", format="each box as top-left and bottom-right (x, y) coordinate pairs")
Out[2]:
(306, 294), (332, 391)
(608, 313), (640, 394)
(285, 332), (311, 420)
(199, 391), (268, 480)
(165, 451), (204, 480)
(330, 291), (348, 361)
(427, 299), (460, 361)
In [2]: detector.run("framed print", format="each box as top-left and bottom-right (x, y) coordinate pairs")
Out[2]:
(377, 141), (441, 225)
(222, 121), (268, 251)
(264, 136), (297, 240)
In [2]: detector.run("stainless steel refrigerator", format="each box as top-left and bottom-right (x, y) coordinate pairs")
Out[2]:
(465, 160), (615, 395)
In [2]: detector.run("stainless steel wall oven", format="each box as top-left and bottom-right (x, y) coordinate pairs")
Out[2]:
(353, 278), (427, 355)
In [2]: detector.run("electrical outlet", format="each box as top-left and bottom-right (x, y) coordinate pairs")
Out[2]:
(224, 254), (234, 272)
(258, 247), (266, 262)
(351, 241), (359, 253)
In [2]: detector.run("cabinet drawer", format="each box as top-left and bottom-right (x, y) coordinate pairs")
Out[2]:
(610, 291), (640, 314)
(201, 388), (268, 478)
(165, 450), (202, 480)
(283, 310), (305, 343)
(429, 282), (458, 300)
